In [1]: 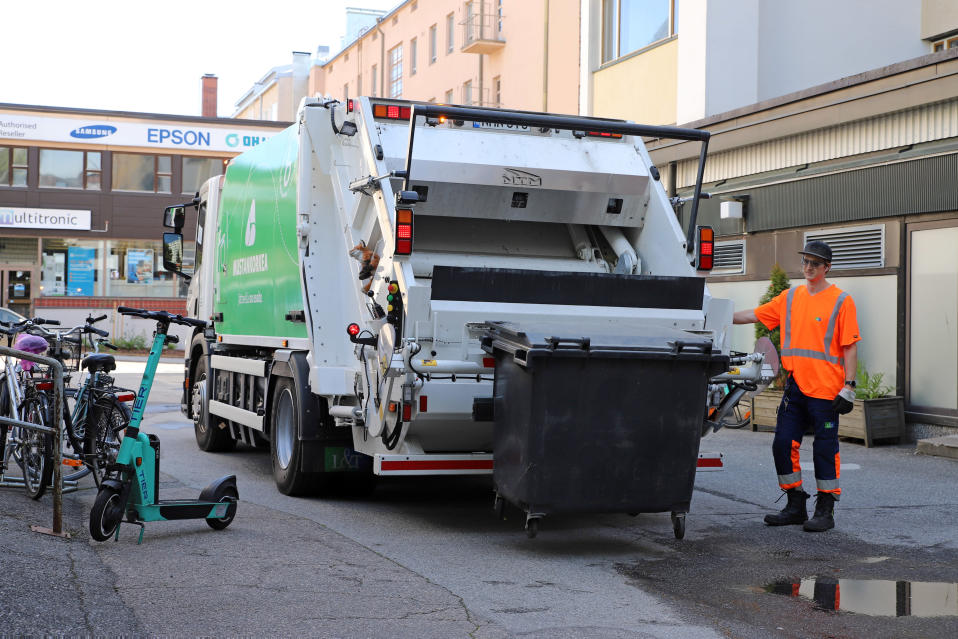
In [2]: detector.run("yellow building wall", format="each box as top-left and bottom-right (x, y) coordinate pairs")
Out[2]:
(592, 38), (678, 125)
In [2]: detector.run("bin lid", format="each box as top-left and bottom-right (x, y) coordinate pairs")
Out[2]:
(482, 320), (719, 362)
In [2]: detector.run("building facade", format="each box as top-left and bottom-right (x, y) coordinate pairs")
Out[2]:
(0, 104), (285, 321)
(582, 0), (958, 430)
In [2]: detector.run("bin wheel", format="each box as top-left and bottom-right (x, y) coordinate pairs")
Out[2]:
(493, 495), (505, 520)
(526, 517), (540, 539)
(671, 512), (686, 540)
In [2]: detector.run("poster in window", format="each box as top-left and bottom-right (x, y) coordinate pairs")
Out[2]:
(67, 246), (95, 296)
(126, 249), (154, 284)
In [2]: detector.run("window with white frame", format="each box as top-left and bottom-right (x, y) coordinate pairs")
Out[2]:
(712, 240), (746, 274)
(371, 64), (378, 96)
(463, 80), (473, 105)
(430, 24), (438, 62)
(445, 89), (454, 103)
(411, 37), (418, 75)
(602, 0), (678, 64)
(446, 13), (455, 53)
(389, 45), (403, 98)
(804, 224), (885, 270)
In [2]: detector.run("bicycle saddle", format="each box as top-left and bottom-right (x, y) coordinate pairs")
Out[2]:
(82, 353), (116, 373)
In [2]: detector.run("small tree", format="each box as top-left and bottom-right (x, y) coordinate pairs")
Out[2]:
(756, 263), (790, 388)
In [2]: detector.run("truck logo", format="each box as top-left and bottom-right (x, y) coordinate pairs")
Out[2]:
(70, 124), (116, 139)
(502, 169), (542, 187)
(245, 201), (256, 246)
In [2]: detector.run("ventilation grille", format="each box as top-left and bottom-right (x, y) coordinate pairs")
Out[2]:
(713, 240), (745, 274)
(805, 224), (884, 269)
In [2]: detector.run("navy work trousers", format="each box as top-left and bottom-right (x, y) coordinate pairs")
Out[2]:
(772, 377), (841, 497)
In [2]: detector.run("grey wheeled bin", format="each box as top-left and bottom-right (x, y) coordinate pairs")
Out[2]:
(482, 321), (729, 539)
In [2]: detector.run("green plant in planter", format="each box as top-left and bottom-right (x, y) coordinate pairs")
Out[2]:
(755, 263), (790, 388)
(112, 334), (148, 350)
(855, 361), (894, 400)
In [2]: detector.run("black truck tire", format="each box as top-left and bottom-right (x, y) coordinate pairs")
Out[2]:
(270, 376), (313, 495)
(192, 356), (235, 452)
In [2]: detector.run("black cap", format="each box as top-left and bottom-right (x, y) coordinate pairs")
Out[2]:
(799, 240), (832, 263)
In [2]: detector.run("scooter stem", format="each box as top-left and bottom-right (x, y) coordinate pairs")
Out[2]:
(127, 320), (170, 434)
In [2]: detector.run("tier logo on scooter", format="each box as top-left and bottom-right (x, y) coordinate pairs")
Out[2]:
(245, 200), (256, 246)
(502, 168), (542, 187)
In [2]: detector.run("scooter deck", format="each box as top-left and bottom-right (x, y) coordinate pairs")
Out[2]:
(134, 499), (234, 522)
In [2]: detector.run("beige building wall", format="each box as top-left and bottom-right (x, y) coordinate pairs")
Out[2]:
(591, 38), (677, 125)
(312, 0), (580, 115)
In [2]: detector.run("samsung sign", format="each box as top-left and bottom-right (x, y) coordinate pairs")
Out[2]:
(0, 207), (92, 231)
(0, 114), (274, 152)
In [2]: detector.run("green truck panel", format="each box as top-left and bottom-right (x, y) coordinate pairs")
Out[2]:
(214, 125), (307, 339)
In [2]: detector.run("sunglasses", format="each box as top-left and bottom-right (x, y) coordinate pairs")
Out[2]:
(802, 258), (825, 268)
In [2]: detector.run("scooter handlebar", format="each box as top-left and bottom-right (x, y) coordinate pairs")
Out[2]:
(116, 306), (208, 329)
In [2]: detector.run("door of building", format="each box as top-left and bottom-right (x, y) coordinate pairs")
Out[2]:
(1, 268), (36, 318)
(907, 220), (958, 424)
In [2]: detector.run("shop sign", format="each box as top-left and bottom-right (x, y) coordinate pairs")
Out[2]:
(0, 113), (275, 152)
(0, 207), (91, 230)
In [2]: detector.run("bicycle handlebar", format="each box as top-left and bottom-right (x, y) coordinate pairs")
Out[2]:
(87, 314), (108, 324)
(117, 306), (208, 328)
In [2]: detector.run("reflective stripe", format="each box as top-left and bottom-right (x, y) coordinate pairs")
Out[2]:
(817, 478), (841, 492)
(781, 289), (848, 366)
(778, 471), (802, 486)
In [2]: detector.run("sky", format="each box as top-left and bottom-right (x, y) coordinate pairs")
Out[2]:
(1, 0), (401, 118)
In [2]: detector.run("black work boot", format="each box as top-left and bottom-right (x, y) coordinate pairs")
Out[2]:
(803, 492), (836, 532)
(764, 489), (810, 526)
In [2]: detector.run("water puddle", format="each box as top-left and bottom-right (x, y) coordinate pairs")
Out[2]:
(764, 578), (958, 617)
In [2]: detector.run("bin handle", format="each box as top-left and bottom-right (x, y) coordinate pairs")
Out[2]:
(545, 336), (591, 351)
(669, 339), (711, 356)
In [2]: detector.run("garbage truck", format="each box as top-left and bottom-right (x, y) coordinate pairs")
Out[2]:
(160, 97), (768, 537)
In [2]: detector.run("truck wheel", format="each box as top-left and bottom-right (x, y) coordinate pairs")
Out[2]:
(192, 356), (235, 452)
(270, 377), (313, 495)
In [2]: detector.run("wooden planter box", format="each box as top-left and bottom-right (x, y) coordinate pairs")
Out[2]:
(750, 391), (905, 447)
(838, 396), (905, 447)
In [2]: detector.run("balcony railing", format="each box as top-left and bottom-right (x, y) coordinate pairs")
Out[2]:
(461, 12), (505, 54)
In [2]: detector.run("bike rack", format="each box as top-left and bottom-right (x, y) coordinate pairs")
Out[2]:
(0, 346), (70, 538)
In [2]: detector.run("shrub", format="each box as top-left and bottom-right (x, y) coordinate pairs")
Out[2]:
(855, 361), (894, 399)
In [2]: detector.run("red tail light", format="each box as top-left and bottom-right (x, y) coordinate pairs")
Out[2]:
(347, 99), (354, 112)
(697, 226), (714, 271)
(586, 131), (623, 139)
(36, 382), (53, 391)
(395, 209), (414, 255)
(419, 395), (428, 412)
(373, 103), (412, 120)
(402, 403), (412, 421)
(116, 392), (136, 403)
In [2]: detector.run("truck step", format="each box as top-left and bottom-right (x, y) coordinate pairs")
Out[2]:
(372, 452), (724, 476)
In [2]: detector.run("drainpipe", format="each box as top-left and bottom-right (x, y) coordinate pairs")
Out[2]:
(378, 20), (385, 97)
(543, 0), (550, 111)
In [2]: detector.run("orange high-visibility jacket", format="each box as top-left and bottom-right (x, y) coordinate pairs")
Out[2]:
(755, 284), (861, 399)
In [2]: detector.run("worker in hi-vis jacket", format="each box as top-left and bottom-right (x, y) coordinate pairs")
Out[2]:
(733, 240), (860, 532)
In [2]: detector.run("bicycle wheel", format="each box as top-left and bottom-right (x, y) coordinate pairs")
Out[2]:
(61, 390), (91, 483)
(719, 400), (752, 429)
(85, 397), (131, 488)
(19, 394), (54, 500)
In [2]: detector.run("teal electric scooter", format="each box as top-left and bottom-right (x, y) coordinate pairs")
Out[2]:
(89, 307), (237, 543)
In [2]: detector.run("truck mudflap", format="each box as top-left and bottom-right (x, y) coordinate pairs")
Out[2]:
(371, 452), (723, 476)
(482, 321), (729, 531)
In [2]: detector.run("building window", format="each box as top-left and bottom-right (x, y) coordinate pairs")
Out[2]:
(344, 82), (349, 100)
(430, 24), (438, 62)
(447, 13), (455, 53)
(465, 1), (475, 43)
(411, 37), (418, 75)
(39, 149), (100, 190)
(445, 89), (454, 104)
(112, 153), (171, 193)
(493, 76), (501, 107)
(463, 79), (474, 106)
(389, 44), (403, 98)
(0, 145), (28, 187)
(804, 224), (885, 270)
(182, 157), (227, 195)
(602, 0), (678, 63)
(372, 64), (378, 96)
(931, 36), (958, 52)
(357, 73), (363, 96)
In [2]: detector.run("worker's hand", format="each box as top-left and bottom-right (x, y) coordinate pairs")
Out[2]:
(832, 386), (856, 415)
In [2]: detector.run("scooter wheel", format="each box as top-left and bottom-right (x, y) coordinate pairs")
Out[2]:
(206, 487), (238, 530)
(89, 487), (124, 542)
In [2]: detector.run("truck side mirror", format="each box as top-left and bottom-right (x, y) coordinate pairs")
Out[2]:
(163, 205), (186, 232)
(163, 232), (190, 280)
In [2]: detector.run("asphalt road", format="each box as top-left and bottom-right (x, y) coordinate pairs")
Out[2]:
(1, 361), (956, 638)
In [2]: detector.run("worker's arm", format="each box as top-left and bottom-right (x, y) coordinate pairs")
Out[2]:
(842, 343), (858, 386)
(733, 309), (758, 324)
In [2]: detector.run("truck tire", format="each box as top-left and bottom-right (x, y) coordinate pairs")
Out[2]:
(192, 356), (235, 452)
(270, 376), (313, 495)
